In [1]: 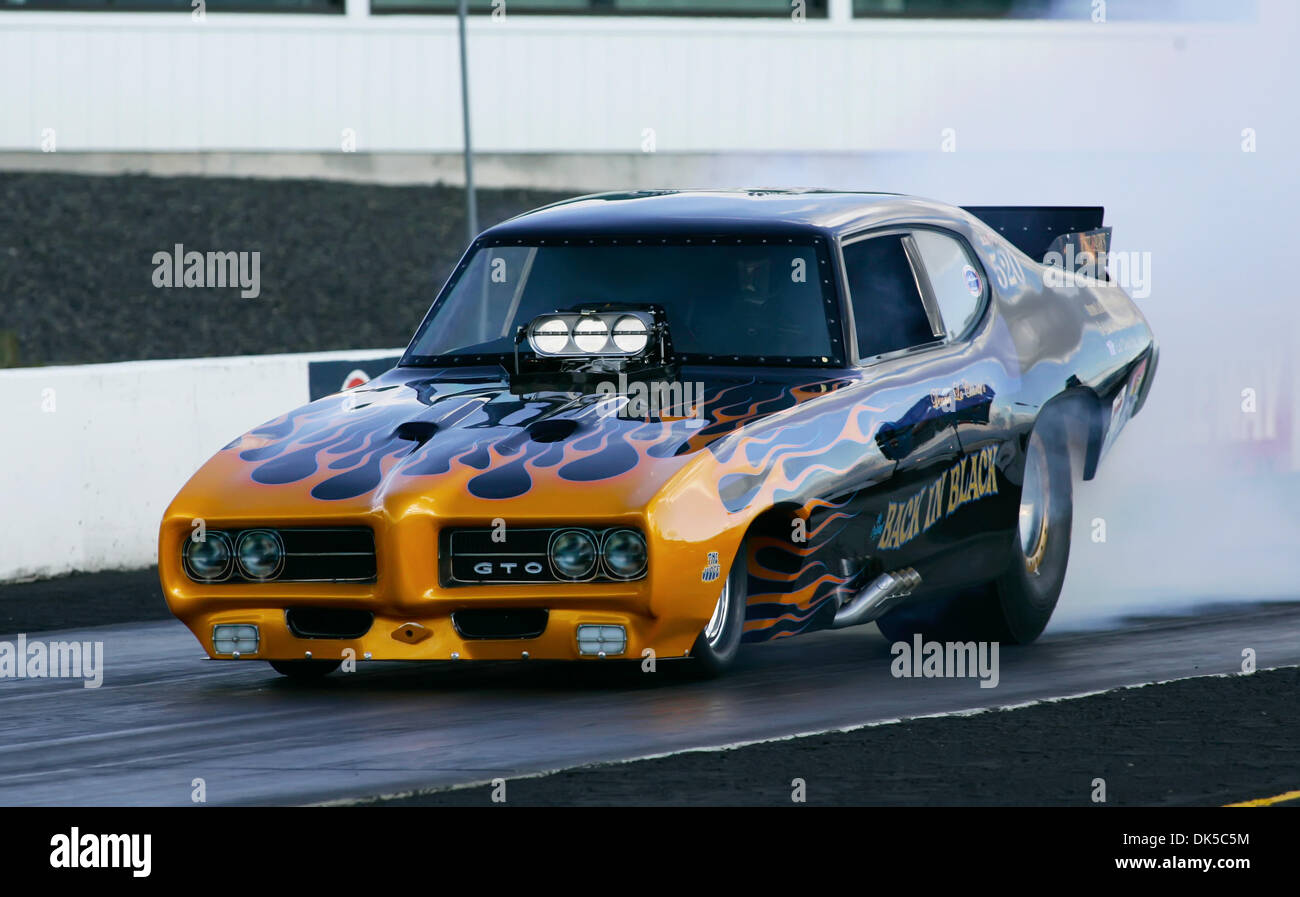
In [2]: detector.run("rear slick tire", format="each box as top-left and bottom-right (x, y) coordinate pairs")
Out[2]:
(876, 420), (1072, 645)
(984, 419), (1073, 643)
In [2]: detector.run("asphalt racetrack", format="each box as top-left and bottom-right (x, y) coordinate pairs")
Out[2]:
(0, 587), (1296, 806)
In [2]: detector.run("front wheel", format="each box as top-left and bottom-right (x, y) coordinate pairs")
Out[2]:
(685, 544), (749, 677)
(269, 659), (341, 680)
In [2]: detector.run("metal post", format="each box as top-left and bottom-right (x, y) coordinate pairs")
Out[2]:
(457, 0), (478, 243)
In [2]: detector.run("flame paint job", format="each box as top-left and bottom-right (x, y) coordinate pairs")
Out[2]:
(160, 191), (1156, 664)
(228, 370), (857, 505)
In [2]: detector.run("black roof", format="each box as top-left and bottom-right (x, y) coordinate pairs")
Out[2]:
(481, 189), (959, 240)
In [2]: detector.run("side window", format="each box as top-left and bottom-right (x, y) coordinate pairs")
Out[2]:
(843, 234), (938, 359)
(911, 230), (985, 340)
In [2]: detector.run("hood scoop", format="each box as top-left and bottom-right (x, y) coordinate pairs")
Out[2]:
(393, 420), (439, 448)
(526, 419), (580, 443)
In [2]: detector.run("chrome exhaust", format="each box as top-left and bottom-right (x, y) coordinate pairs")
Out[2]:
(832, 567), (922, 629)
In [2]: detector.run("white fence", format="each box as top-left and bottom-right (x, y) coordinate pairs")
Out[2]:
(0, 6), (1283, 156)
(0, 349), (399, 582)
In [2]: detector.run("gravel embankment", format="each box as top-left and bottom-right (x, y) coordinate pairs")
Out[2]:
(0, 172), (571, 366)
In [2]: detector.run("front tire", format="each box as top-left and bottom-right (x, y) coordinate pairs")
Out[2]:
(269, 659), (341, 680)
(877, 420), (1072, 644)
(685, 544), (748, 677)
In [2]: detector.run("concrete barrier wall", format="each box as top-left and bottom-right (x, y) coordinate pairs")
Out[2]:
(0, 349), (400, 583)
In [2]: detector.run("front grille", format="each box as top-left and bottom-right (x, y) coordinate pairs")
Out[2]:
(286, 607), (375, 639)
(278, 528), (377, 583)
(451, 609), (549, 640)
(442, 528), (554, 585)
(182, 526), (377, 584)
(440, 526), (644, 586)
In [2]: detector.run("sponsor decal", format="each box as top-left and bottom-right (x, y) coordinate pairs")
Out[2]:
(701, 551), (721, 583)
(929, 380), (987, 411)
(307, 355), (402, 401)
(341, 368), (371, 391)
(963, 265), (982, 296)
(876, 445), (1000, 551)
(1099, 358), (1148, 459)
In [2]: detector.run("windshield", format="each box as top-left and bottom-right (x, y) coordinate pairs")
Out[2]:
(404, 237), (841, 365)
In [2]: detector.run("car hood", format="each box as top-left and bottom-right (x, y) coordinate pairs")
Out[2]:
(201, 365), (860, 514)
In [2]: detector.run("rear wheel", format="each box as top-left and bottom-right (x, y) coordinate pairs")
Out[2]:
(987, 419), (1073, 642)
(876, 420), (1072, 644)
(269, 659), (341, 680)
(685, 545), (748, 677)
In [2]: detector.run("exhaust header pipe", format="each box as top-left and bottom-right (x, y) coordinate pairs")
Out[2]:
(832, 567), (921, 629)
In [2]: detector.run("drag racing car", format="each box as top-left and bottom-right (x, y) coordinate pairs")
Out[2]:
(159, 190), (1156, 678)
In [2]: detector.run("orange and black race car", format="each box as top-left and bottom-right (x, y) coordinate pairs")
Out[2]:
(159, 191), (1156, 678)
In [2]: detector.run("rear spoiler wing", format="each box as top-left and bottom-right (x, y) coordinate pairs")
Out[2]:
(963, 206), (1112, 281)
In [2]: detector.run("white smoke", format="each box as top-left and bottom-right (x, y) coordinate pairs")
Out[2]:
(647, 4), (1300, 631)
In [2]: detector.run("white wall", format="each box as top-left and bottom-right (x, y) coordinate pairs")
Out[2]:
(0, 8), (1282, 155)
(0, 349), (398, 582)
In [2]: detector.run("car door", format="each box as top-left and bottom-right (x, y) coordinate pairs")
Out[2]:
(905, 226), (1019, 588)
(838, 230), (967, 572)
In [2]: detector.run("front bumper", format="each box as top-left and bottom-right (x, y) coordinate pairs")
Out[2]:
(187, 605), (697, 663)
(161, 511), (731, 663)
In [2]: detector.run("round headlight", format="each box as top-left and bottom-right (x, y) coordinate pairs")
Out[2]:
(573, 317), (610, 354)
(550, 529), (597, 580)
(532, 318), (570, 355)
(602, 529), (647, 579)
(236, 530), (283, 580)
(184, 532), (232, 581)
(611, 315), (649, 354)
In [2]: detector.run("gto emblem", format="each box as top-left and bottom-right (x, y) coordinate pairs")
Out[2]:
(473, 561), (544, 576)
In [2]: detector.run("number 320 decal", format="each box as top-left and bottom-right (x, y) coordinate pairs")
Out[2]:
(988, 249), (1026, 290)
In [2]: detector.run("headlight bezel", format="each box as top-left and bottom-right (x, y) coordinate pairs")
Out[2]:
(600, 528), (648, 580)
(182, 531), (235, 583)
(235, 529), (286, 582)
(548, 528), (600, 581)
